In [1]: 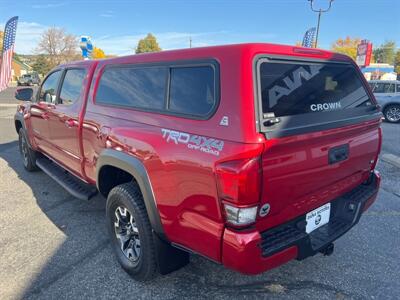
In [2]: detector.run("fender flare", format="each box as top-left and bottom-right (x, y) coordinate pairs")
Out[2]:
(96, 149), (166, 239)
(14, 110), (25, 132)
(14, 110), (34, 148)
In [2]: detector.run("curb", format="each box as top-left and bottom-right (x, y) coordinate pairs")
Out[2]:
(0, 104), (18, 108)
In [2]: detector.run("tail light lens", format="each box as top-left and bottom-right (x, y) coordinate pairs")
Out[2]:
(215, 157), (262, 205)
(216, 157), (262, 227)
(371, 127), (382, 170)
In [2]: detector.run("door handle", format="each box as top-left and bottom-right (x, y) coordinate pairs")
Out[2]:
(41, 112), (49, 120)
(328, 144), (349, 164)
(64, 119), (77, 128)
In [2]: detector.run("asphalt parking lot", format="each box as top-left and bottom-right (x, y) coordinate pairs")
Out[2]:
(0, 87), (399, 299)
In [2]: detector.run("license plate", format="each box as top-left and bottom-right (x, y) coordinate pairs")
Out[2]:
(305, 203), (331, 234)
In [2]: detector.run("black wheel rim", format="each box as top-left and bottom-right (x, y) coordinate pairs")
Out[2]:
(386, 106), (400, 122)
(19, 134), (29, 167)
(114, 206), (141, 262)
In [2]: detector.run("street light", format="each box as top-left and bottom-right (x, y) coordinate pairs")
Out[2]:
(308, 0), (334, 48)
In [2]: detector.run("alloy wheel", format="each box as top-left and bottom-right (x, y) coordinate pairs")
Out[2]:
(114, 206), (141, 262)
(386, 106), (400, 122)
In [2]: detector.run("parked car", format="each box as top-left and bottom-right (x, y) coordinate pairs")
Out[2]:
(17, 73), (40, 86)
(376, 95), (400, 123)
(14, 43), (382, 281)
(368, 80), (400, 97)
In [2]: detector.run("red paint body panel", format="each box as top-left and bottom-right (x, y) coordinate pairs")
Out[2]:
(222, 228), (298, 274)
(20, 43), (382, 273)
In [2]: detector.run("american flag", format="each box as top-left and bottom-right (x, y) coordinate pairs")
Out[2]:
(0, 16), (18, 92)
(302, 27), (316, 48)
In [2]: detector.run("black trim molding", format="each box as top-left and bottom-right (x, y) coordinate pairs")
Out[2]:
(96, 149), (166, 239)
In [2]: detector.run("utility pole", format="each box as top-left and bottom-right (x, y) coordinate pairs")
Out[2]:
(189, 37), (192, 48)
(308, 0), (334, 48)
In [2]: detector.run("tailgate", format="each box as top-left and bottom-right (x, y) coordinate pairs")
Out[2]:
(254, 57), (382, 231)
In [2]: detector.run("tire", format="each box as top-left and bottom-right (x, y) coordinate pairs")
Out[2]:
(106, 182), (157, 281)
(18, 128), (38, 171)
(383, 104), (400, 123)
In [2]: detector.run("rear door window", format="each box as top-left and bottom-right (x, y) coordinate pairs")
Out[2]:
(373, 83), (394, 93)
(259, 61), (373, 118)
(385, 83), (395, 93)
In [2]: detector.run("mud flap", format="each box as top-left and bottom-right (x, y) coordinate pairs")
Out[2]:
(153, 232), (190, 275)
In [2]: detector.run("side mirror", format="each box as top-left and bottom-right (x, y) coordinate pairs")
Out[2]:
(15, 88), (33, 101)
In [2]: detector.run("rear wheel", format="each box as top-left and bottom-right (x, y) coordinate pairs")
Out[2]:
(106, 182), (157, 281)
(18, 129), (38, 171)
(383, 104), (400, 123)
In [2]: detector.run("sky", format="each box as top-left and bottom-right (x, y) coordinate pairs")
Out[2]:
(0, 0), (399, 56)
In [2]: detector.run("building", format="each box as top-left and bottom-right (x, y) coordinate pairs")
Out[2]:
(361, 63), (397, 81)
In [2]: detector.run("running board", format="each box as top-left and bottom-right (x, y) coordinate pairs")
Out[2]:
(36, 157), (97, 200)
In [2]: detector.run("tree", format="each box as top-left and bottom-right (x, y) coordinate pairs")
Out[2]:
(92, 47), (106, 59)
(13, 53), (22, 62)
(36, 27), (79, 68)
(394, 50), (400, 74)
(373, 41), (396, 64)
(331, 37), (361, 60)
(135, 33), (161, 54)
(31, 55), (52, 76)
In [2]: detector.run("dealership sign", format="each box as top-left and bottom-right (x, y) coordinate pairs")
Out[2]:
(356, 40), (372, 67)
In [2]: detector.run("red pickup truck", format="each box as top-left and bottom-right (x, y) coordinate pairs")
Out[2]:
(14, 43), (382, 281)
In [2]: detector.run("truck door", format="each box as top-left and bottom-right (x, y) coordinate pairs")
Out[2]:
(29, 70), (62, 156)
(46, 68), (87, 177)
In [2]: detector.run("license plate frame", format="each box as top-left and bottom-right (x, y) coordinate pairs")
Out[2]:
(305, 203), (331, 234)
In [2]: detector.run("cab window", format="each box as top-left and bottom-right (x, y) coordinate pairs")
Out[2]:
(59, 69), (87, 105)
(39, 71), (62, 103)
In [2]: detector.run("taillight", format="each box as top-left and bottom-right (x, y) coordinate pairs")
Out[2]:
(371, 127), (383, 170)
(215, 157), (262, 227)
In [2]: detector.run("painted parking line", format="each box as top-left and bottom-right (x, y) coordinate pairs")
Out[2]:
(381, 153), (400, 169)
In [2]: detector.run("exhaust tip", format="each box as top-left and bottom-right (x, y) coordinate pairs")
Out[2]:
(320, 243), (334, 256)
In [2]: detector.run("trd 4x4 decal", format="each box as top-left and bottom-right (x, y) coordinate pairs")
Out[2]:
(161, 128), (224, 156)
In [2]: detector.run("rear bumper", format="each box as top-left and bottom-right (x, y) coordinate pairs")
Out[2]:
(221, 170), (380, 275)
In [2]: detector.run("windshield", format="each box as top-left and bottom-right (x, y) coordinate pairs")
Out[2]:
(23, 75), (32, 78)
(259, 61), (373, 118)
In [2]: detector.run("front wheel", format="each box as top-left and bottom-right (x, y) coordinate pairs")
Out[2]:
(383, 104), (400, 123)
(18, 129), (38, 171)
(106, 182), (157, 281)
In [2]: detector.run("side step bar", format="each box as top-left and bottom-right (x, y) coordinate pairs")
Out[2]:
(36, 157), (98, 200)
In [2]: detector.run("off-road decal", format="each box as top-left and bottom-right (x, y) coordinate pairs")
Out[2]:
(161, 128), (224, 156)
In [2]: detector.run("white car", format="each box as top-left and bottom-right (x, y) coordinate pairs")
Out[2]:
(368, 80), (400, 123)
